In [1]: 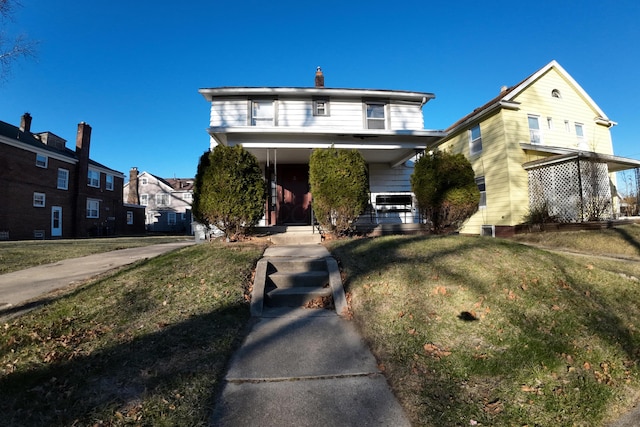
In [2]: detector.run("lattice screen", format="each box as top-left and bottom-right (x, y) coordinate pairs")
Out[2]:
(528, 158), (612, 222)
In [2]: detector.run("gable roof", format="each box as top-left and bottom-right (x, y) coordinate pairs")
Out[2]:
(442, 60), (615, 136)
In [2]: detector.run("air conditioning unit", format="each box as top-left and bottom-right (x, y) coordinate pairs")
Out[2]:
(481, 225), (495, 237)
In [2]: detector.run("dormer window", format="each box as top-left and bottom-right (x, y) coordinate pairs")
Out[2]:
(551, 89), (561, 98)
(313, 99), (329, 116)
(251, 100), (275, 126)
(365, 102), (386, 129)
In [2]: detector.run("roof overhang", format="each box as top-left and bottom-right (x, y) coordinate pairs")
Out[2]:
(521, 145), (640, 172)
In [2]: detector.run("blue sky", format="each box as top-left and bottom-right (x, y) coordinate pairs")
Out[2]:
(1, 0), (639, 187)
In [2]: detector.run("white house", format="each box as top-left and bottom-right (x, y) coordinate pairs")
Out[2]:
(198, 68), (445, 228)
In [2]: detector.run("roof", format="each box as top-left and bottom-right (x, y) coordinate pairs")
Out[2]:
(129, 171), (194, 191)
(442, 60), (616, 135)
(522, 150), (640, 173)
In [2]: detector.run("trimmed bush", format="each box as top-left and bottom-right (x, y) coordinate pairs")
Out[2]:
(309, 146), (369, 236)
(411, 150), (480, 233)
(192, 145), (266, 239)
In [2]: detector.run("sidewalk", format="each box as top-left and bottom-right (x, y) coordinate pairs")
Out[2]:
(0, 241), (194, 316)
(211, 244), (411, 426)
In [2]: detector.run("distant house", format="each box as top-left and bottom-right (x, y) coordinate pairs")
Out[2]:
(198, 67), (445, 228)
(0, 114), (144, 240)
(432, 60), (640, 236)
(123, 168), (194, 233)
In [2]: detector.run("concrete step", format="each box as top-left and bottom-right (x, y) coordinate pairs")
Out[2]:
(266, 286), (332, 307)
(269, 232), (322, 245)
(268, 270), (329, 289)
(267, 258), (327, 273)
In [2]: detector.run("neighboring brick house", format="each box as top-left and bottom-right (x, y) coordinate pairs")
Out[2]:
(123, 168), (194, 234)
(0, 113), (145, 240)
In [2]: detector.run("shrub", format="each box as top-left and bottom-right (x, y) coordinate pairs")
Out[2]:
(192, 145), (266, 239)
(309, 146), (369, 236)
(411, 150), (479, 233)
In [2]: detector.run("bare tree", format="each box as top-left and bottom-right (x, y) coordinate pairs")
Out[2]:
(0, 0), (37, 82)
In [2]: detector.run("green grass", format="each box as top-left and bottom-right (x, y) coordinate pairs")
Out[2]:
(0, 236), (192, 274)
(0, 241), (266, 426)
(327, 232), (640, 426)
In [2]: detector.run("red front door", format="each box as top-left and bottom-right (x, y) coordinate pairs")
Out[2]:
(277, 165), (311, 225)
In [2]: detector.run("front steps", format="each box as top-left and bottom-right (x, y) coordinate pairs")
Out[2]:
(251, 246), (347, 317)
(257, 225), (322, 245)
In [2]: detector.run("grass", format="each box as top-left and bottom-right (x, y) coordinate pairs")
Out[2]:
(327, 227), (640, 427)
(0, 241), (266, 426)
(0, 236), (192, 274)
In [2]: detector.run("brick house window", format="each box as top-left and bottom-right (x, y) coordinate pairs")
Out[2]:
(57, 169), (69, 190)
(106, 174), (114, 191)
(33, 192), (46, 207)
(86, 199), (100, 218)
(35, 154), (48, 168)
(88, 169), (100, 188)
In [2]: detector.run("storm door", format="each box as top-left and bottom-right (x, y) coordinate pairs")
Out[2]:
(51, 206), (62, 237)
(277, 165), (311, 225)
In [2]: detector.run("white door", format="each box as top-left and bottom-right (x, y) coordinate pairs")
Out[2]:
(51, 206), (62, 237)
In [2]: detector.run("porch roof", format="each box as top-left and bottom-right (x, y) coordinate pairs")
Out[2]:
(208, 127), (446, 168)
(521, 143), (640, 172)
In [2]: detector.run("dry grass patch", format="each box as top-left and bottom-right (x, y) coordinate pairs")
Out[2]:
(328, 234), (640, 426)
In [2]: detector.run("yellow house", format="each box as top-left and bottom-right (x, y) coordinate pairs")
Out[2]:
(432, 60), (640, 236)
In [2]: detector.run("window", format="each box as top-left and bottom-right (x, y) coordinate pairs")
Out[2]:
(551, 89), (562, 98)
(313, 99), (329, 116)
(564, 120), (570, 132)
(251, 100), (275, 126)
(575, 123), (585, 139)
(105, 174), (114, 191)
(167, 212), (177, 225)
(88, 169), (100, 188)
(35, 154), (48, 168)
(141, 177), (148, 185)
(140, 194), (148, 206)
(182, 192), (193, 202)
(366, 103), (386, 129)
(469, 124), (482, 155)
(528, 115), (542, 144)
(126, 211), (134, 225)
(86, 199), (100, 218)
(57, 169), (69, 190)
(33, 192), (46, 207)
(547, 117), (554, 130)
(475, 177), (486, 208)
(156, 193), (170, 206)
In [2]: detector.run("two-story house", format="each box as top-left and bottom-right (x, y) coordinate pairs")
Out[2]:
(123, 168), (194, 234)
(198, 68), (445, 228)
(0, 114), (144, 240)
(432, 60), (640, 236)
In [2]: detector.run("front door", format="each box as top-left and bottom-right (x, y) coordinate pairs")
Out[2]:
(277, 165), (311, 225)
(51, 206), (62, 237)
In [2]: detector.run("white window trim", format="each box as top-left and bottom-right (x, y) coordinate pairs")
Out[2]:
(57, 168), (69, 190)
(156, 193), (170, 207)
(35, 153), (48, 168)
(141, 177), (148, 185)
(528, 114), (542, 145)
(140, 194), (149, 206)
(105, 174), (114, 191)
(33, 192), (46, 207)
(476, 177), (486, 209)
(251, 100), (276, 126)
(365, 102), (387, 130)
(86, 199), (100, 218)
(469, 124), (482, 155)
(313, 99), (330, 116)
(88, 169), (100, 188)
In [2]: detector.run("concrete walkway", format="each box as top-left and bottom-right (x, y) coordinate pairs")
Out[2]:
(0, 241), (194, 316)
(211, 244), (411, 426)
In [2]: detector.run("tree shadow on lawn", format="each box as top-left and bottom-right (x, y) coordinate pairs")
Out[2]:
(613, 226), (640, 257)
(328, 235), (640, 425)
(0, 285), (251, 426)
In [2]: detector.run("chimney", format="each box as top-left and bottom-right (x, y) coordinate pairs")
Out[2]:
(128, 167), (139, 204)
(76, 122), (92, 171)
(20, 113), (32, 133)
(500, 85), (508, 93)
(315, 66), (324, 88)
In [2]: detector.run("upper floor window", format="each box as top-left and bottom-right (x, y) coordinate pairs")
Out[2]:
(156, 193), (170, 206)
(366, 103), (386, 129)
(251, 100), (275, 126)
(105, 174), (114, 191)
(141, 177), (148, 185)
(313, 99), (329, 116)
(88, 169), (100, 188)
(551, 89), (562, 98)
(57, 169), (69, 190)
(86, 199), (100, 218)
(33, 192), (46, 207)
(140, 194), (148, 206)
(528, 115), (542, 144)
(475, 177), (486, 208)
(469, 124), (482, 155)
(575, 123), (585, 139)
(182, 192), (193, 202)
(35, 153), (48, 168)
(547, 117), (554, 130)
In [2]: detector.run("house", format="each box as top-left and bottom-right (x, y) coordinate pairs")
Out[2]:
(123, 168), (194, 233)
(198, 67), (445, 228)
(431, 60), (640, 236)
(0, 114), (145, 240)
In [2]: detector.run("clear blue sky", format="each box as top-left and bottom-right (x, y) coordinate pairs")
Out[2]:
(1, 0), (639, 186)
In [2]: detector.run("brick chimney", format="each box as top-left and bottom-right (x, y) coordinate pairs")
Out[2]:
(315, 66), (324, 88)
(19, 113), (32, 132)
(128, 167), (139, 204)
(76, 122), (92, 161)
